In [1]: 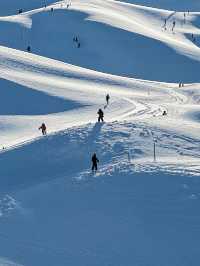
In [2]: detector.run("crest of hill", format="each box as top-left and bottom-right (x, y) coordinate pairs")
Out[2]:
(0, 0), (55, 16)
(118, 0), (200, 11)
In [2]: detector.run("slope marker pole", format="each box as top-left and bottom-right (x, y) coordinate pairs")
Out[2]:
(153, 139), (157, 162)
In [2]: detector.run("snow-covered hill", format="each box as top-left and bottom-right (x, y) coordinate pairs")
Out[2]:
(119, 0), (200, 11)
(1, 0), (200, 82)
(1, 0), (200, 265)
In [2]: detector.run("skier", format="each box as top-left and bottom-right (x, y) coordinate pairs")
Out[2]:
(172, 21), (176, 32)
(106, 94), (110, 105)
(163, 19), (167, 30)
(27, 46), (31, 52)
(39, 123), (47, 135)
(163, 110), (167, 116)
(97, 108), (104, 122)
(91, 153), (99, 172)
(184, 13), (186, 24)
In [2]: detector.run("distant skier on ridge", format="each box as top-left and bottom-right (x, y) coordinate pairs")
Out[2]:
(172, 21), (176, 32)
(27, 46), (31, 52)
(163, 19), (167, 30)
(106, 94), (110, 105)
(39, 123), (47, 135)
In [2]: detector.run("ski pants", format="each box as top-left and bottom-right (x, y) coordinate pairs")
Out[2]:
(98, 116), (104, 122)
(92, 162), (97, 171)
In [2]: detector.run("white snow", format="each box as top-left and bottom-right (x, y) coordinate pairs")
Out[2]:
(0, 0), (200, 265)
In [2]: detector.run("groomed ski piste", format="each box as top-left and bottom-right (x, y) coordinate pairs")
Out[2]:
(1, 0), (200, 265)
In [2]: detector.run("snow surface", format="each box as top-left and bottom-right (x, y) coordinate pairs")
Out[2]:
(1, 0), (200, 265)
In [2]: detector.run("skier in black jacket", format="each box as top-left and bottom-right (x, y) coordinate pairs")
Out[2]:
(91, 153), (99, 171)
(97, 108), (104, 122)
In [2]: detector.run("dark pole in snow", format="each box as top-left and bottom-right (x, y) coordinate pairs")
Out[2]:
(153, 139), (156, 162)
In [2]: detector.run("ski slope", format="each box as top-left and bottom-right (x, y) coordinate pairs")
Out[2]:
(1, 0), (200, 265)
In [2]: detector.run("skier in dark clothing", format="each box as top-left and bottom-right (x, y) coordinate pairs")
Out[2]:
(163, 110), (167, 116)
(106, 94), (110, 105)
(172, 21), (176, 32)
(163, 19), (167, 30)
(39, 123), (47, 135)
(97, 108), (104, 122)
(27, 46), (31, 52)
(91, 153), (99, 172)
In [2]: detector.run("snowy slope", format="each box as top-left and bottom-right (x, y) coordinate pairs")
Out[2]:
(0, 0), (200, 81)
(0, 0), (56, 16)
(1, 123), (200, 266)
(0, 0), (200, 265)
(119, 0), (200, 11)
(0, 0), (200, 147)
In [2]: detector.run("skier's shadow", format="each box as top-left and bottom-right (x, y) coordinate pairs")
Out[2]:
(104, 103), (108, 109)
(90, 122), (104, 140)
(87, 122), (104, 150)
